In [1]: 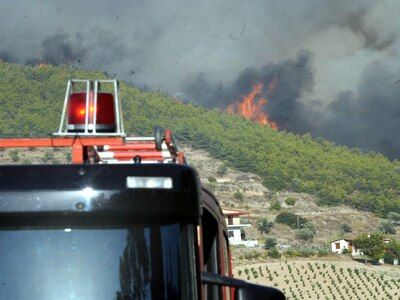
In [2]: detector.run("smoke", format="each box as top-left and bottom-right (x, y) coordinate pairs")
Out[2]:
(314, 62), (400, 159)
(24, 33), (86, 66)
(0, 0), (400, 158)
(182, 51), (314, 132)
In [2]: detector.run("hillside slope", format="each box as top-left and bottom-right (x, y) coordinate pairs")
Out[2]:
(1, 62), (400, 217)
(182, 145), (395, 244)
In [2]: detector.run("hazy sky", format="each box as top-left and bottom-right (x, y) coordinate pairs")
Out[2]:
(1, 0), (400, 157)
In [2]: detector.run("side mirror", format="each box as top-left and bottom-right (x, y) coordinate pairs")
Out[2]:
(235, 282), (285, 300)
(201, 272), (285, 300)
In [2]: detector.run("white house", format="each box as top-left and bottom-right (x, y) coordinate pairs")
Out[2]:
(330, 238), (361, 255)
(222, 208), (258, 247)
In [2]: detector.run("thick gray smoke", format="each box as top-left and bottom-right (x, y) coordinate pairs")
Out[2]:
(0, 0), (400, 158)
(314, 63), (400, 158)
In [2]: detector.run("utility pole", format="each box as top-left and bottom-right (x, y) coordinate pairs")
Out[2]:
(297, 215), (300, 249)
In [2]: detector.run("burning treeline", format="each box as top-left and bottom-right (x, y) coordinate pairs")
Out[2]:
(226, 80), (278, 130)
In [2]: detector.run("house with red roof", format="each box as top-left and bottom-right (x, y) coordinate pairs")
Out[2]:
(222, 208), (258, 247)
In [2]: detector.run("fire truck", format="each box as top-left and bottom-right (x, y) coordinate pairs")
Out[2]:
(0, 79), (285, 300)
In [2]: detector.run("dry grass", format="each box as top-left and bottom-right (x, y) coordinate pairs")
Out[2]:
(0, 148), (69, 164)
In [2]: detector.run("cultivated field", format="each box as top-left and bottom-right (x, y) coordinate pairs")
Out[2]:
(233, 259), (400, 300)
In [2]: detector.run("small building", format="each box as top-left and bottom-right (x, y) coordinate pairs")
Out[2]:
(222, 208), (258, 247)
(330, 238), (360, 255)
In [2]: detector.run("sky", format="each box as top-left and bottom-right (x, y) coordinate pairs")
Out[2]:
(1, 0), (400, 158)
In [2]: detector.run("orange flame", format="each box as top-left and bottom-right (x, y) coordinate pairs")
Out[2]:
(38, 63), (47, 69)
(227, 82), (278, 129)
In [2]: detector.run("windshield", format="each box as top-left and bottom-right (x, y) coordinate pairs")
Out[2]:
(0, 223), (196, 300)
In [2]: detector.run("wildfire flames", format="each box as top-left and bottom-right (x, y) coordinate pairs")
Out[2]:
(227, 81), (278, 129)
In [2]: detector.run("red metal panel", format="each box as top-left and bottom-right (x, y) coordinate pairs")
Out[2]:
(0, 137), (124, 148)
(112, 151), (165, 160)
(106, 143), (156, 151)
(178, 151), (184, 164)
(72, 143), (84, 164)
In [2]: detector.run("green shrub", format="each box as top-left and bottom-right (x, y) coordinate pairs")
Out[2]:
(261, 251), (269, 259)
(216, 165), (228, 176)
(340, 223), (353, 233)
(284, 248), (301, 257)
(257, 217), (274, 234)
(244, 251), (261, 260)
(234, 191), (244, 201)
(379, 220), (396, 234)
(270, 200), (282, 210)
(300, 248), (317, 257)
(263, 237), (278, 250)
(244, 253), (252, 260)
(9, 150), (20, 162)
(275, 212), (308, 229)
(206, 182), (217, 191)
(303, 222), (317, 234)
(295, 229), (315, 242)
(341, 248), (350, 255)
(285, 197), (297, 206)
(207, 176), (217, 183)
(384, 240), (400, 264)
(41, 151), (55, 163)
(268, 247), (281, 259)
(388, 212), (400, 223)
(317, 249), (329, 257)
(284, 249), (293, 257)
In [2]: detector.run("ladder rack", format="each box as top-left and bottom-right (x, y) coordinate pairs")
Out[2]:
(0, 79), (185, 165)
(0, 128), (184, 165)
(95, 127), (185, 164)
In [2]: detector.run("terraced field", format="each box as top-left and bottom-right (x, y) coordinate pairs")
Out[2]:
(234, 260), (400, 300)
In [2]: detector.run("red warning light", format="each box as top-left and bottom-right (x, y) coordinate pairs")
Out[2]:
(67, 92), (116, 132)
(77, 106), (95, 117)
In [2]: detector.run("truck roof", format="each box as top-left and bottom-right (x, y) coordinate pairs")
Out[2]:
(0, 163), (201, 218)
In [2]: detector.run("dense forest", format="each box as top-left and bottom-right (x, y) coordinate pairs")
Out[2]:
(1, 62), (400, 217)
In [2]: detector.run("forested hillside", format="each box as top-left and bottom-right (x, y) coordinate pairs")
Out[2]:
(1, 62), (400, 217)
